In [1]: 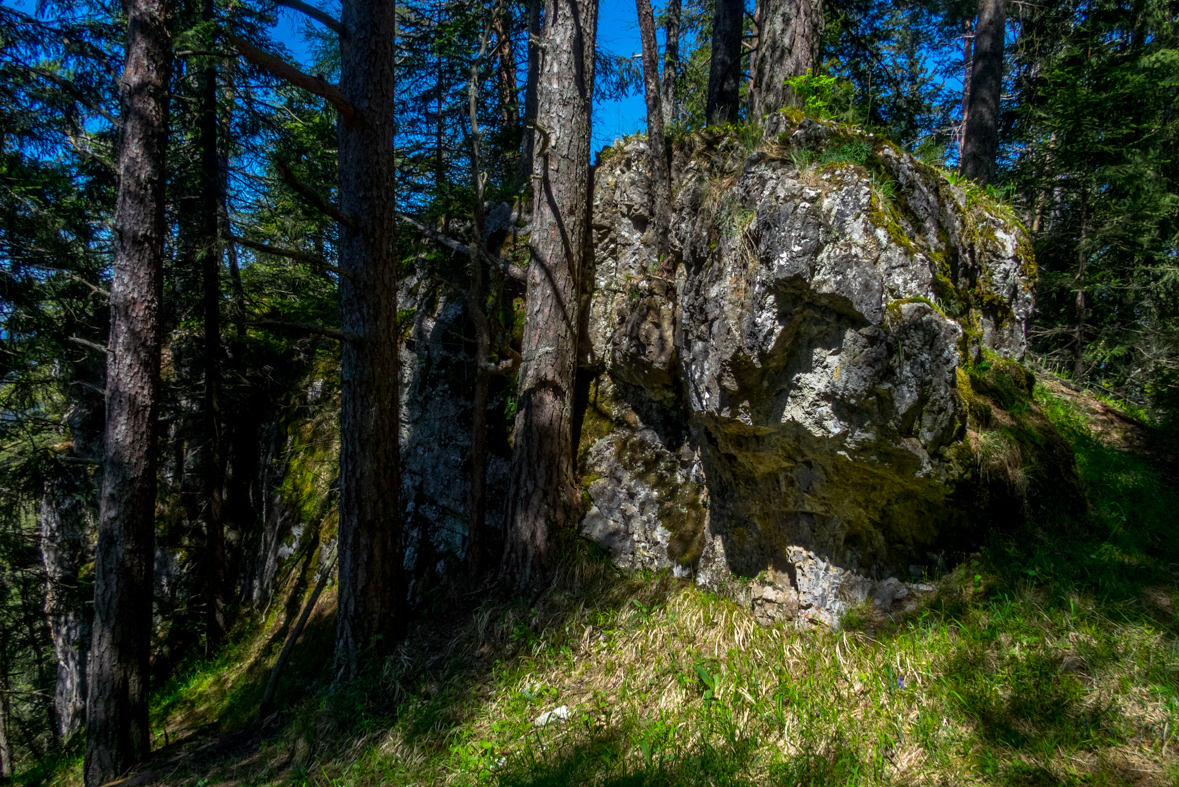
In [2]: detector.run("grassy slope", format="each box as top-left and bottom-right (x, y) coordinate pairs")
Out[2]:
(35, 378), (1179, 787)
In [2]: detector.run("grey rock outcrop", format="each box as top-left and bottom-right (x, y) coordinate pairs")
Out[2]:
(580, 113), (1035, 626)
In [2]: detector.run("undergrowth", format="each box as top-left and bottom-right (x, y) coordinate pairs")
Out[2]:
(31, 381), (1179, 787)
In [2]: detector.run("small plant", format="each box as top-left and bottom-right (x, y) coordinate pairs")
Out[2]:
(785, 70), (858, 122)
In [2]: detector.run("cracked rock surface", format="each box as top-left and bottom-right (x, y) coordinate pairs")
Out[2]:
(580, 114), (1035, 627)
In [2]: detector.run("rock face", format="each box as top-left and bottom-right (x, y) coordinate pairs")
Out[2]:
(580, 113), (1035, 626)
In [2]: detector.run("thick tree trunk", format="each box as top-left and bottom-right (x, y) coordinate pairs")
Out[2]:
(84, 0), (170, 780)
(661, 0), (680, 128)
(198, 0), (227, 651)
(40, 468), (94, 743)
(749, 0), (823, 118)
(706, 0), (743, 124)
(333, 0), (403, 682)
(959, 0), (1005, 185)
(519, 0), (542, 183)
(636, 0), (671, 255)
(502, 0), (598, 588)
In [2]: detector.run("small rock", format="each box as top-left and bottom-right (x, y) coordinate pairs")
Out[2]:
(534, 706), (570, 727)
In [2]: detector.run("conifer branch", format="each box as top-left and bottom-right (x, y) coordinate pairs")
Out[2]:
(227, 234), (352, 279)
(274, 0), (344, 35)
(230, 35), (358, 124)
(274, 160), (356, 230)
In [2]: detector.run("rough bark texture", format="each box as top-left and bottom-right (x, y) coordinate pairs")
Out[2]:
(503, 0), (598, 588)
(957, 18), (973, 161)
(40, 467), (94, 743)
(492, 6), (519, 128)
(84, 0), (170, 780)
(661, 0), (680, 128)
(635, 0), (671, 256)
(198, 0), (227, 651)
(959, 0), (1005, 186)
(705, 0), (743, 124)
(519, 0), (543, 183)
(749, 0), (823, 118)
(333, 0), (404, 681)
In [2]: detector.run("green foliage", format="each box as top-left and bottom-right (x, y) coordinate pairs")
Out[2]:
(784, 70), (858, 123)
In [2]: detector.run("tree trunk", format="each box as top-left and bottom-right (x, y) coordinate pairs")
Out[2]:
(636, 0), (671, 255)
(661, 0), (681, 128)
(84, 0), (170, 781)
(519, 0), (542, 183)
(492, 5), (519, 128)
(959, 0), (1005, 185)
(957, 18), (973, 162)
(1073, 202), (1088, 381)
(502, 0), (598, 588)
(40, 468), (94, 743)
(333, 0), (403, 682)
(0, 630), (11, 780)
(749, 0), (823, 118)
(706, 0), (743, 124)
(466, 19), (493, 579)
(198, 0), (227, 652)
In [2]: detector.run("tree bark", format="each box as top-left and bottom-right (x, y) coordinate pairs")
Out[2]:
(519, 0), (542, 183)
(492, 4), (519, 128)
(959, 0), (1005, 186)
(40, 468), (94, 743)
(636, 0), (671, 256)
(333, 0), (404, 682)
(706, 0), (743, 124)
(502, 0), (598, 588)
(749, 0), (823, 118)
(466, 18), (494, 579)
(957, 18), (973, 162)
(198, 0), (227, 652)
(1073, 201), (1088, 381)
(84, 0), (170, 780)
(661, 0), (681, 128)
(0, 630), (11, 780)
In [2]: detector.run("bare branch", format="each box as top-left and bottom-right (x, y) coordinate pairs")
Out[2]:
(229, 35), (358, 124)
(275, 0), (344, 35)
(67, 336), (108, 355)
(397, 212), (527, 282)
(228, 234), (353, 280)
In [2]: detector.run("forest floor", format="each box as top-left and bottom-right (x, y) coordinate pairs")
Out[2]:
(32, 375), (1179, 787)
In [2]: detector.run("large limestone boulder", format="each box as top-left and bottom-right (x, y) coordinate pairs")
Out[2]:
(581, 114), (1035, 626)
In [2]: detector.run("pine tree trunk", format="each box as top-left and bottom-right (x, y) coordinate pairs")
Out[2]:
(502, 0), (598, 588)
(198, 0), (227, 651)
(84, 0), (170, 780)
(493, 7), (519, 128)
(749, 0), (823, 119)
(959, 0), (1005, 185)
(636, 0), (671, 255)
(40, 468), (94, 743)
(957, 18), (973, 162)
(706, 0), (743, 124)
(333, 0), (403, 682)
(661, 0), (680, 128)
(520, 0), (543, 183)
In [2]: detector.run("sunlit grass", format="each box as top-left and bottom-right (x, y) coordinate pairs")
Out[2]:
(34, 377), (1179, 787)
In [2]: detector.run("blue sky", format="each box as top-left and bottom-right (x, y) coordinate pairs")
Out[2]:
(273, 0), (651, 153)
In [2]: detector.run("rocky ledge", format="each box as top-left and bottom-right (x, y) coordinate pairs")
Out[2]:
(579, 112), (1036, 627)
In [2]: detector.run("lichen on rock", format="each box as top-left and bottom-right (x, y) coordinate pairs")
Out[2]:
(580, 112), (1040, 627)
